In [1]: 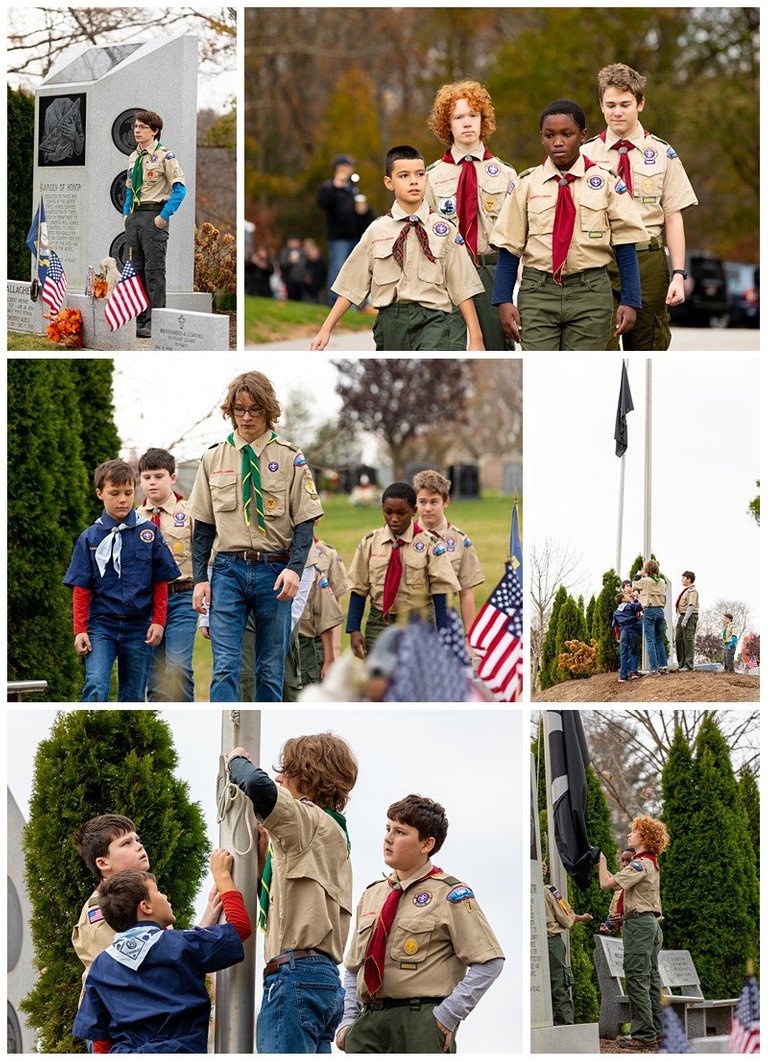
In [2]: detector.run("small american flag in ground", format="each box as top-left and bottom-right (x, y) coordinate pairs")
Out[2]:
(438, 608), (471, 667)
(729, 973), (760, 1053)
(658, 1003), (692, 1053)
(42, 250), (67, 313)
(104, 258), (149, 331)
(385, 616), (468, 702)
(468, 561), (523, 701)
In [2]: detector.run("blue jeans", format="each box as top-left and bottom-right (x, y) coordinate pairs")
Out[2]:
(147, 588), (197, 702)
(209, 554), (292, 701)
(81, 616), (152, 702)
(642, 606), (668, 672)
(619, 627), (640, 679)
(327, 239), (356, 306)
(257, 953), (344, 1054)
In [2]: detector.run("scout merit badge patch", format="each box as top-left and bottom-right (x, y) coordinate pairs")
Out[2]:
(140, 528), (155, 542)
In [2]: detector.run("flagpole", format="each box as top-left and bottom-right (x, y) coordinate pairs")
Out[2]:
(643, 359), (652, 560)
(543, 711), (570, 965)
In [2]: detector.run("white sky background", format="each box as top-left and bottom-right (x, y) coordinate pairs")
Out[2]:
(526, 355), (761, 629)
(7, 707), (526, 1053)
(6, 7), (236, 113)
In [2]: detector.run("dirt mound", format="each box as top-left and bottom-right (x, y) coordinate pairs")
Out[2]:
(534, 670), (759, 703)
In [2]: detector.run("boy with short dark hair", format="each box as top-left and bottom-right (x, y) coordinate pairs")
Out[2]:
(613, 584), (643, 683)
(64, 460), (181, 702)
(226, 733), (359, 1053)
(674, 570), (699, 671)
(310, 145), (485, 351)
(337, 794), (505, 1053)
(346, 482), (460, 658)
(722, 612), (738, 671)
(137, 447), (197, 701)
(413, 469), (485, 631)
(584, 63), (698, 350)
(73, 850), (250, 1053)
(600, 847), (635, 935)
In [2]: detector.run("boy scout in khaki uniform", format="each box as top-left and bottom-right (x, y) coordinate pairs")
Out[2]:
(584, 63), (698, 350)
(226, 734), (358, 1053)
(599, 816), (669, 1050)
(542, 864), (593, 1025)
(346, 483), (460, 658)
(674, 571), (699, 671)
(426, 79), (517, 350)
(311, 145), (484, 351)
(124, 110), (186, 337)
(189, 371), (323, 702)
(337, 795), (504, 1054)
(491, 98), (648, 351)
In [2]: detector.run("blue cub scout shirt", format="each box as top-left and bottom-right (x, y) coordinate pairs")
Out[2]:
(63, 509), (181, 621)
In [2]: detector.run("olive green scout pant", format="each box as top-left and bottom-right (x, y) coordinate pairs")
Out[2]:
(283, 632), (323, 701)
(517, 266), (613, 350)
(373, 303), (452, 351)
(607, 239), (672, 351)
(623, 912), (663, 1043)
(363, 605), (391, 656)
(344, 1001), (457, 1054)
(124, 207), (169, 333)
(548, 934), (574, 1025)
(448, 255), (514, 351)
(675, 614), (698, 671)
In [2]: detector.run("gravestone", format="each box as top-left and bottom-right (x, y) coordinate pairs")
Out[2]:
(151, 308), (229, 350)
(33, 35), (198, 296)
(7, 282), (46, 334)
(67, 294), (137, 350)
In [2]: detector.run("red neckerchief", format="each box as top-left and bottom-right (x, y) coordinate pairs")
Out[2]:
(635, 850), (659, 870)
(442, 147), (493, 262)
(552, 156), (596, 284)
(388, 211), (436, 270)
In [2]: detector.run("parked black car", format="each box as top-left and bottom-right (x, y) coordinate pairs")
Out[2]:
(724, 261), (760, 328)
(668, 250), (730, 327)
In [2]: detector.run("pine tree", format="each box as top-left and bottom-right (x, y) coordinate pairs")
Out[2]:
(21, 710), (210, 1052)
(585, 595), (596, 637)
(576, 595), (587, 641)
(7, 85), (35, 282)
(555, 595), (589, 682)
(592, 570), (621, 672)
(8, 361), (90, 699)
(69, 360), (121, 523)
(539, 585), (567, 690)
(659, 726), (697, 952)
(738, 764), (760, 874)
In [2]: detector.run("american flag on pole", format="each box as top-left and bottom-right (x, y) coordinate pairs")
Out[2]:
(729, 971), (760, 1053)
(104, 257), (149, 331)
(658, 1002), (692, 1053)
(468, 501), (523, 701)
(41, 249), (68, 313)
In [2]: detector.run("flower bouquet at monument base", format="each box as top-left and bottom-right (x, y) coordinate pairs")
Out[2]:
(46, 307), (83, 348)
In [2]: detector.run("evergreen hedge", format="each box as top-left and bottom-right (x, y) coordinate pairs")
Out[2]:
(592, 570), (621, 672)
(539, 585), (567, 690)
(7, 85), (35, 282)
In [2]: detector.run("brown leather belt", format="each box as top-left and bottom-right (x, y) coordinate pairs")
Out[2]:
(263, 948), (332, 981)
(135, 201), (166, 212)
(169, 580), (194, 594)
(219, 550), (290, 564)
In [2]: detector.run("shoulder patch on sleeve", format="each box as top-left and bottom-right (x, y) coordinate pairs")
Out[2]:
(441, 875), (461, 886)
(629, 860), (644, 872)
(165, 151), (176, 160)
(294, 452), (307, 466)
(666, 146), (678, 159)
(88, 905), (105, 925)
(447, 885), (475, 903)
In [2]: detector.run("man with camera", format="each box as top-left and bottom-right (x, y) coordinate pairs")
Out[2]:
(317, 153), (374, 305)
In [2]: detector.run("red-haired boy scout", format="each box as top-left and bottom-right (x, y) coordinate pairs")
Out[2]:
(426, 79), (517, 350)
(336, 795), (504, 1053)
(124, 110), (186, 338)
(584, 63), (698, 350)
(189, 370), (323, 701)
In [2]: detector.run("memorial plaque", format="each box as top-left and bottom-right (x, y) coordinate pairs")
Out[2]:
(7, 282), (46, 334)
(152, 309), (229, 350)
(38, 94), (86, 166)
(112, 107), (146, 153)
(38, 178), (85, 271)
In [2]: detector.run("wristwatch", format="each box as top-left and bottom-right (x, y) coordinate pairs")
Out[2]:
(671, 268), (688, 279)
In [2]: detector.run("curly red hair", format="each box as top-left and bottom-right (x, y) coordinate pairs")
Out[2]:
(428, 80), (497, 146)
(632, 815), (669, 855)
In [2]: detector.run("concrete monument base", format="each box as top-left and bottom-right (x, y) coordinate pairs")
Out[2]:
(167, 291), (213, 312)
(67, 293), (138, 350)
(531, 1022), (600, 1053)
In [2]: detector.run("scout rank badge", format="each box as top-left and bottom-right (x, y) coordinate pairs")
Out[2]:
(403, 937), (420, 956)
(265, 495), (277, 511)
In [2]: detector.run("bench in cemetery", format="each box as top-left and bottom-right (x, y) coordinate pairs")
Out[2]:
(7, 680), (48, 701)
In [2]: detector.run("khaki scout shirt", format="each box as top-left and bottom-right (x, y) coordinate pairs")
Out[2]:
(261, 783), (352, 965)
(428, 517), (485, 591)
(72, 888), (115, 998)
(677, 585), (699, 615)
(426, 147), (518, 256)
(188, 429), (323, 555)
(544, 884), (576, 936)
(138, 494), (193, 581)
(126, 139), (185, 204)
(490, 154), (648, 276)
(347, 523), (460, 614)
(632, 574), (667, 608)
(332, 200), (484, 313)
(613, 855), (662, 915)
(583, 123), (698, 238)
(346, 860), (504, 1001)
(299, 539), (348, 639)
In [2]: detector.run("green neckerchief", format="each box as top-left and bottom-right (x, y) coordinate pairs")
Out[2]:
(257, 808), (350, 932)
(227, 430), (278, 533)
(130, 139), (161, 212)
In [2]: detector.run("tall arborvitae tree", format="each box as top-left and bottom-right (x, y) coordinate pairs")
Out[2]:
(659, 726), (698, 952)
(555, 595), (589, 682)
(8, 361), (90, 699)
(21, 711), (210, 1052)
(662, 716), (758, 997)
(539, 585), (568, 690)
(585, 595), (596, 637)
(592, 570), (621, 672)
(738, 764), (760, 875)
(69, 360), (121, 522)
(7, 85), (35, 281)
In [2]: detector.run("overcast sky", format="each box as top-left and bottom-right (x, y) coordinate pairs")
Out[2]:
(7, 708), (525, 1054)
(526, 355), (761, 629)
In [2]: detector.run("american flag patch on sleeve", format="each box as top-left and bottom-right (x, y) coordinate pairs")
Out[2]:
(88, 906), (105, 925)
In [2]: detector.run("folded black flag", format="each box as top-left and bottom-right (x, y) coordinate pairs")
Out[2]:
(614, 361), (634, 457)
(547, 710), (600, 889)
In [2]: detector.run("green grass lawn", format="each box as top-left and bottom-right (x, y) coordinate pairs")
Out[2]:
(7, 331), (66, 351)
(245, 295), (374, 345)
(191, 491), (519, 699)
